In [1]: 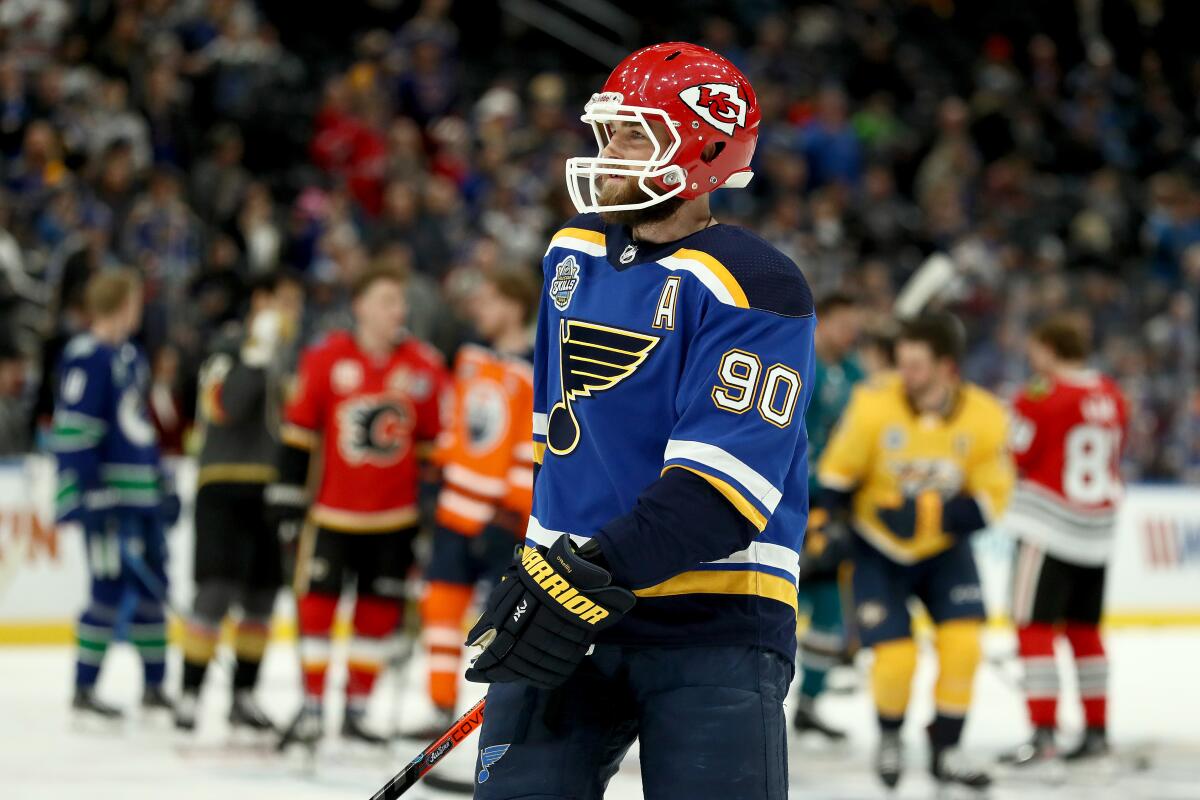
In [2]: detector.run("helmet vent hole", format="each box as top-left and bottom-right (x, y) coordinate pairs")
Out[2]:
(701, 141), (725, 164)
(665, 51), (681, 61)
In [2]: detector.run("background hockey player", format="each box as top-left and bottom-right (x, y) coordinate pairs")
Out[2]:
(817, 313), (1013, 792)
(1003, 315), (1129, 766)
(268, 264), (448, 747)
(463, 43), (816, 800)
(793, 291), (864, 740)
(52, 268), (181, 720)
(175, 271), (305, 734)
(420, 269), (538, 734)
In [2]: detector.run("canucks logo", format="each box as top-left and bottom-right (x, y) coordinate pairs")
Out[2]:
(550, 255), (581, 310)
(477, 743), (511, 784)
(547, 319), (659, 456)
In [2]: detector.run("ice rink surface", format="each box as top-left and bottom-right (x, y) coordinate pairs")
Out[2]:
(2, 629), (1198, 800)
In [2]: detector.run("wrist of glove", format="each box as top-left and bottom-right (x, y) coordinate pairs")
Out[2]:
(464, 534), (635, 690)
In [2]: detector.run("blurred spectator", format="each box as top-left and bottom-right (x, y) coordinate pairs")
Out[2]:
(148, 343), (187, 456)
(0, 335), (30, 455)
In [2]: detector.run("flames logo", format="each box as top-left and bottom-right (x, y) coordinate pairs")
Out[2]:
(336, 395), (414, 466)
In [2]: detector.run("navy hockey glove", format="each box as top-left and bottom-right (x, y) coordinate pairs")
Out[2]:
(877, 492), (988, 540)
(464, 534), (635, 690)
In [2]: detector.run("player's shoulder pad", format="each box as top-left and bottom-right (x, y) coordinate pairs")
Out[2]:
(546, 213), (606, 254)
(407, 336), (446, 368)
(62, 333), (100, 363)
(670, 226), (814, 317)
(304, 329), (351, 362)
(1023, 375), (1052, 401)
(962, 383), (1009, 430)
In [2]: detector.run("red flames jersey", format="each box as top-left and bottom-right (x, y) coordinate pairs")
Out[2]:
(282, 331), (449, 533)
(1005, 370), (1129, 564)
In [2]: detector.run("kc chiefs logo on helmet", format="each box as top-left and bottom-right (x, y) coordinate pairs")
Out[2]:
(678, 82), (748, 136)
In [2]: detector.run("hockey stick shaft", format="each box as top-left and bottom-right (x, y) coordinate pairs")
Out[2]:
(369, 697), (487, 800)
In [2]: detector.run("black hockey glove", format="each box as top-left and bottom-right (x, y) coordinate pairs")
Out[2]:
(798, 507), (851, 584)
(464, 534), (635, 690)
(876, 492), (987, 540)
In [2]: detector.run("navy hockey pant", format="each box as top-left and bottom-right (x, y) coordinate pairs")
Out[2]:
(76, 510), (169, 688)
(473, 643), (792, 800)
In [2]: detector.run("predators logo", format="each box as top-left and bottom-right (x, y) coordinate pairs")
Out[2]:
(547, 319), (659, 456)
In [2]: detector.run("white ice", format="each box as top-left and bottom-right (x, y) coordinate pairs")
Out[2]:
(1, 629), (1198, 800)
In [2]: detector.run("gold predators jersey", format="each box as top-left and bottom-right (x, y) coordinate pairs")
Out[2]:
(818, 373), (1014, 564)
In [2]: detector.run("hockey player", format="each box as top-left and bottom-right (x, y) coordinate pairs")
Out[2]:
(420, 269), (538, 733)
(818, 313), (1013, 792)
(269, 264), (448, 747)
(53, 268), (180, 719)
(464, 43), (816, 799)
(1002, 316), (1128, 765)
(794, 292), (863, 740)
(175, 271), (305, 733)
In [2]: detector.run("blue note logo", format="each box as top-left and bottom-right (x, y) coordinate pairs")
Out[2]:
(550, 255), (581, 311)
(478, 743), (511, 783)
(547, 319), (659, 456)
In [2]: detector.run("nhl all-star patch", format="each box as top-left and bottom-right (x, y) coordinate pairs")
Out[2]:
(550, 255), (581, 310)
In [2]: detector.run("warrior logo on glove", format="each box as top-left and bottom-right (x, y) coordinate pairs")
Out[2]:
(520, 546), (612, 624)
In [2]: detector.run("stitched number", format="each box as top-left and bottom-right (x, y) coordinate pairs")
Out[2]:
(711, 350), (761, 413)
(758, 364), (802, 428)
(1063, 424), (1120, 504)
(713, 351), (802, 427)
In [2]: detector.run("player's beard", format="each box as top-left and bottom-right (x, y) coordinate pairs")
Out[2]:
(597, 175), (684, 228)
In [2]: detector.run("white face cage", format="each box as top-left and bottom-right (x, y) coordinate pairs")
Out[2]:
(564, 92), (687, 214)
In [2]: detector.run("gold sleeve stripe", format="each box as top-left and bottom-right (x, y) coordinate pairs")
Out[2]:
(532, 441), (546, 465)
(552, 227), (606, 246)
(634, 569), (797, 611)
(662, 464), (767, 533)
(197, 463), (278, 488)
(672, 248), (750, 309)
(281, 424), (318, 450)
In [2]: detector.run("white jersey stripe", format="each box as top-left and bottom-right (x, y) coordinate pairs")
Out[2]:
(663, 439), (781, 514)
(546, 237), (606, 258)
(656, 254), (736, 306)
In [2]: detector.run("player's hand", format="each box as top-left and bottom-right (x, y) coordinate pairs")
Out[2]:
(798, 507), (850, 583)
(464, 534), (635, 690)
(264, 482), (308, 544)
(875, 490), (943, 541)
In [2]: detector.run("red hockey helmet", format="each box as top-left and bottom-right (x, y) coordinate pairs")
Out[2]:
(565, 42), (761, 213)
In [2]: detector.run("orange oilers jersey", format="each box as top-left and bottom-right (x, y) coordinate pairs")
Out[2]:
(282, 331), (449, 533)
(434, 344), (535, 535)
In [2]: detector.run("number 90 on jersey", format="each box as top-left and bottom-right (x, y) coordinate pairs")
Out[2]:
(711, 349), (802, 428)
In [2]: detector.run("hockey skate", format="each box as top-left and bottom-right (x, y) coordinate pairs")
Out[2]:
(791, 696), (846, 741)
(73, 686), (124, 723)
(142, 686), (175, 715)
(229, 691), (275, 734)
(999, 726), (1057, 766)
(1063, 727), (1109, 762)
(931, 746), (991, 795)
(341, 706), (389, 746)
(875, 730), (903, 789)
(278, 702), (323, 753)
(174, 691), (198, 731)
(403, 705), (455, 741)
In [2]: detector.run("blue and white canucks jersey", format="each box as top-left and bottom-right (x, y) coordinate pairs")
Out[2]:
(528, 213), (816, 657)
(52, 334), (163, 522)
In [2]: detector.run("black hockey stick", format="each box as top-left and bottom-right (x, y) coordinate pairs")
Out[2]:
(368, 698), (486, 799)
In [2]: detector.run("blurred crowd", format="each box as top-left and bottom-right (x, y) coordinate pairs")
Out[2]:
(0, 0), (1198, 479)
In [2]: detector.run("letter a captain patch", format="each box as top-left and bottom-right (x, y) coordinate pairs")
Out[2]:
(547, 319), (659, 456)
(478, 743), (511, 783)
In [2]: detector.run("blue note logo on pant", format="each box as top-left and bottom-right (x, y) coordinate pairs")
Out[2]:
(478, 743), (511, 783)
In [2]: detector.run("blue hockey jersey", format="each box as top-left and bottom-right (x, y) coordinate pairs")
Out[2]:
(52, 334), (163, 522)
(528, 213), (816, 658)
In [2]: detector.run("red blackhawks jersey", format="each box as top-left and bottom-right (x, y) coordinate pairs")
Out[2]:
(1004, 369), (1129, 565)
(282, 331), (448, 533)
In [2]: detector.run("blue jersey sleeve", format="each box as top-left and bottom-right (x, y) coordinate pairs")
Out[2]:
(595, 301), (816, 587)
(51, 346), (112, 521)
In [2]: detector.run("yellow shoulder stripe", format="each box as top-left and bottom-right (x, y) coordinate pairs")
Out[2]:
(663, 464), (767, 532)
(672, 248), (749, 309)
(552, 227), (606, 246)
(634, 569), (797, 611)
